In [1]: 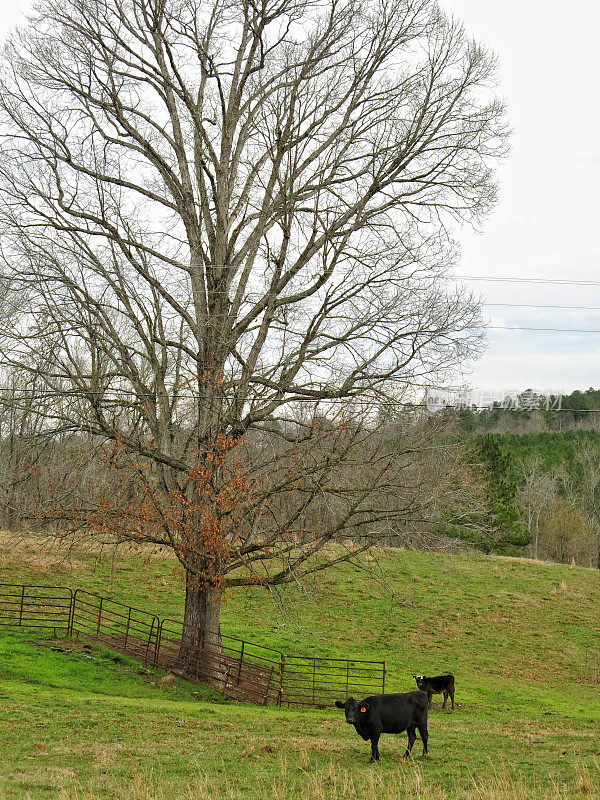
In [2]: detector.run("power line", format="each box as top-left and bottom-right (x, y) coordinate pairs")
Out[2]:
(455, 274), (600, 286)
(0, 386), (600, 413)
(27, 275), (598, 297)
(488, 325), (600, 333)
(485, 303), (600, 311)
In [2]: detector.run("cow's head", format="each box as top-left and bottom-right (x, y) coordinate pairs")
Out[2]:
(413, 675), (426, 690)
(335, 697), (369, 725)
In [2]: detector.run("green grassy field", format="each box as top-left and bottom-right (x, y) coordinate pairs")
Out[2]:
(1, 537), (599, 799)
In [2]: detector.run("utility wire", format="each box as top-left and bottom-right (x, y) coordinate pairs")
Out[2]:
(487, 325), (600, 333)
(0, 387), (597, 413)
(72, 275), (600, 296)
(455, 274), (600, 286)
(485, 303), (600, 311)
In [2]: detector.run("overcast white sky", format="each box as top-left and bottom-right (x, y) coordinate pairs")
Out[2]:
(441, 0), (600, 397)
(1, 1), (599, 398)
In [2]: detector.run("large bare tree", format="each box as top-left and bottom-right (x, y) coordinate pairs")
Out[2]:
(0, 0), (506, 655)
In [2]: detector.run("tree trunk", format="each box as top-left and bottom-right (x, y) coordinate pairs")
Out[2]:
(177, 573), (224, 685)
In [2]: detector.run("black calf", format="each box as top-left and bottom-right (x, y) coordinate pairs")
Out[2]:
(413, 674), (455, 709)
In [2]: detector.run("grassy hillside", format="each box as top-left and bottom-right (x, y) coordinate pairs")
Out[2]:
(1, 537), (599, 799)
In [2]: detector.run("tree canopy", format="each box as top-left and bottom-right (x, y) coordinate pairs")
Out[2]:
(0, 0), (508, 645)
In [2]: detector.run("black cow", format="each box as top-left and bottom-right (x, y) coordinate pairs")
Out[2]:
(413, 674), (455, 709)
(334, 691), (428, 762)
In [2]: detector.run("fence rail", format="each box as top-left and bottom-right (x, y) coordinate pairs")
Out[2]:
(71, 590), (160, 666)
(0, 583), (385, 707)
(155, 619), (283, 704)
(281, 655), (386, 707)
(0, 584), (72, 632)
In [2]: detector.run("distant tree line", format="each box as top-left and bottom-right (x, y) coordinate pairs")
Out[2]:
(491, 430), (600, 568)
(0, 370), (487, 559)
(435, 433), (530, 555)
(414, 394), (600, 568)
(456, 388), (600, 434)
(439, 425), (600, 568)
(4, 376), (600, 570)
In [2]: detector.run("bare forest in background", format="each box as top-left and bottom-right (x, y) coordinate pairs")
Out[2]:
(0, 369), (483, 553)
(4, 369), (600, 571)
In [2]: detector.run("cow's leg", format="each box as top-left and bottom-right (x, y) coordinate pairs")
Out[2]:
(418, 722), (428, 756)
(450, 688), (455, 710)
(369, 733), (381, 763)
(404, 726), (417, 758)
(442, 690), (448, 709)
(427, 691), (433, 709)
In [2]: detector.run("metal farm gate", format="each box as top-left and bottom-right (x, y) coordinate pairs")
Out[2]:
(281, 654), (386, 708)
(0, 583), (385, 707)
(70, 590), (160, 666)
(0, 584), (73, 632)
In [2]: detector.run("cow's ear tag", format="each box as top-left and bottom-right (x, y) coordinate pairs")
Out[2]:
(360, 707), (367, 713)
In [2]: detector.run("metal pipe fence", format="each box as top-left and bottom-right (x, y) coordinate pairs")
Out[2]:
(0, 584), (73, 632)
(0, 583), (385, 707)
(281, 655), (386, 708)
(71, 590), (160, 666)
(155, 618), (283, 704)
